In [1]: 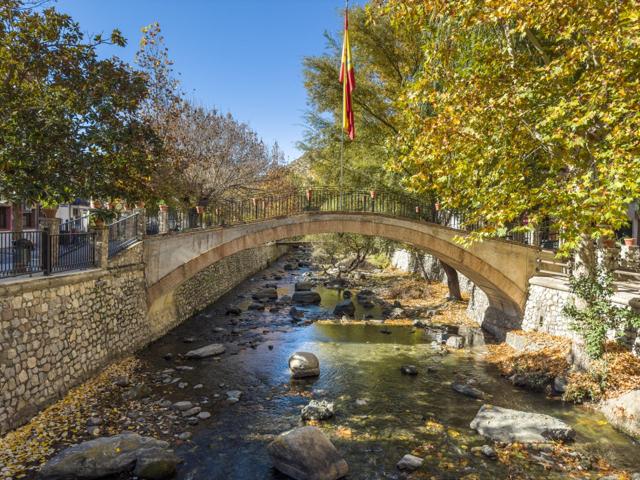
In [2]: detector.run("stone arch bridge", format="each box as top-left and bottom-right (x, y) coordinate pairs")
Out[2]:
(139, 190), (545, 330)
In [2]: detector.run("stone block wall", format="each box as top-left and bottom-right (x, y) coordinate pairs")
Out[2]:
(174, 244), (289, 322)
(0, 262), (147, 434)
(0, 241), (288, 434)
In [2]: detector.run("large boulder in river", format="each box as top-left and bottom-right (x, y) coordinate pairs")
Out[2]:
(267, 426), (348, 480)
(292, 291), (321, 305)
(601, 390), (640, 439)
(289, 352), (320, 378)
(185, 343), (225, 359)
(470, 404), (575, 443)
(39, 433), (179, 479)
(333, 300), (355, 317)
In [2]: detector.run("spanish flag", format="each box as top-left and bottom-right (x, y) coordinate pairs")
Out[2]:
(339, 8), (355, 140)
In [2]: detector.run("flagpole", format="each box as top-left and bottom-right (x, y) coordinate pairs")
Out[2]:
(339, 0), (348, 209)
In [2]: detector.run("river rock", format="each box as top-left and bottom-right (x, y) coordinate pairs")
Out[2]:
(389, 307), (405, 319)
(295, 281), (313, 291)
(601, 390), (640, 439)
(173, 401), (193, 411)
(39, 433), (179, 480)
(284, 263), (296, 271)
(226, 390), (243, 403)
(342, 290), (352, 299)
(289, 352), (320, 378)
(181, 406), (201, 417)
(446, 335), (465, 349)
(452, 382), (485, 399)
(396, 454), (423, 471)
(333, 300), (355, 317)
(226, 306), (242, 315)
(253, 288), (278, 301)
(267, 426), (348, 480)
(248, 302), (265, 311)
(292, 291), (321, 305)
(290, 307), (305, 321)
(185, 343), (225, 359)
(470, 404), (576, 443)
(400, 365), (418, 376)
(301, 400), (335, 421)
(553, 376), (568, 394)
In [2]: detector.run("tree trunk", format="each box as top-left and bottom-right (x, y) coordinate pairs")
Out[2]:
(11, 202), (23, 232)
(574, 234), (597, 278)
(440, 261), (462, 300)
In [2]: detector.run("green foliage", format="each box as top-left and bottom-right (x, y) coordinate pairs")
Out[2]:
(0, 1), (159, 205)
(563, 267), (640, 359)
(299, 6), (425, 197)
(375, 0), (640, 252)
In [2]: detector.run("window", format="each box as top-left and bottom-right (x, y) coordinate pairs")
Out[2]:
(0, 206), (9, 230)
(22, 205), (37, 229)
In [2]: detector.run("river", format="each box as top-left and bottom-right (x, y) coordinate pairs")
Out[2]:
(135, 246), (639, 479)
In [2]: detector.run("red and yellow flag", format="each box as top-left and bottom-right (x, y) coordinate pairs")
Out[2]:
(339, 8), (355, 140)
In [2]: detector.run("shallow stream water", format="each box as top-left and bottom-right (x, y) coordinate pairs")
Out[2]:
(138, 249), (639, 479)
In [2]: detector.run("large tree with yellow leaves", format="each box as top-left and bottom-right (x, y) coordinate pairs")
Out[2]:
(374, 0), (640, 262)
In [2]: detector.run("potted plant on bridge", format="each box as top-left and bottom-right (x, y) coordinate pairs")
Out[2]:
(624, 237), (637, 247)
(89, 208), (116, 228)
(40, 201), (58, 219)
(159, 200), (169, 213)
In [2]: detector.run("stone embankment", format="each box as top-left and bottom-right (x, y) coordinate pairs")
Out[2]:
(0, 242), (287, 435)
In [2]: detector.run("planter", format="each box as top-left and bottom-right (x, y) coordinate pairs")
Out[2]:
(370, 191), (377, 200)
(90, 200), (102, 209)
(135, 201), (146, 209)
(195, 206), (205, 214)
(41, 207), (58, 218)
(159, 204), (169, 213)
(624, 238), (637, 247)
(93, 218), (105, 228)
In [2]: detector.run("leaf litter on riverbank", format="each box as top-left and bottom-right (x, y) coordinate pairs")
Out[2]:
(0, 357), (176, 479)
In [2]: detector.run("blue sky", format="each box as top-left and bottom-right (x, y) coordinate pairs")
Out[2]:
(52, 0), (366, 162)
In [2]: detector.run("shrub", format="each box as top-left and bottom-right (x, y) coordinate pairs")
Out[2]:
(563, 267), (640, 359)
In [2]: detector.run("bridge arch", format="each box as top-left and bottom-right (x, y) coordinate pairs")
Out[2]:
(144, 212), (540, 325)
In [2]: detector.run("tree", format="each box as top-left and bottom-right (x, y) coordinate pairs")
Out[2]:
(300, 6), (423, 191)
(301, 6), (463, 295)
(160, 101), (276, 207)
(0, 0), (159, 225)
(374, 0), (640, 268)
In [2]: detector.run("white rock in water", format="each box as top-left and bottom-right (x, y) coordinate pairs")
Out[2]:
(470, 404), (576, 443)
(268, 426), (348, 480)
(601, 390), (640, 439)
(289, 352), (320, 378)
(185, 343), (226, 359)
(226, 390), (243, 403)
(301, 400), (335, 421)
(446, 335), (465, 349)
(397, 454), (424, 471)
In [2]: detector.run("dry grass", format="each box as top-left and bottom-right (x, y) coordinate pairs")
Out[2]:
(486, 331), (640, 404)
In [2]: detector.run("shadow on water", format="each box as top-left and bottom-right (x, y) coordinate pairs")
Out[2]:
(137, 256), (639, 479)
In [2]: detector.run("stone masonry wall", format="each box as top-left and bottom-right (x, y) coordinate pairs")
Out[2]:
(0, 260), (147, 434)
(0, 242), (288, 434)
(174, 244), (289, 323)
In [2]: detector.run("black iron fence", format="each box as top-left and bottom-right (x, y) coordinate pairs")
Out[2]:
(143, 189), (556, 249)
(108, 213), (139, 258)
(60, 213), (91, 233)
(0, 230), (96, 279)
